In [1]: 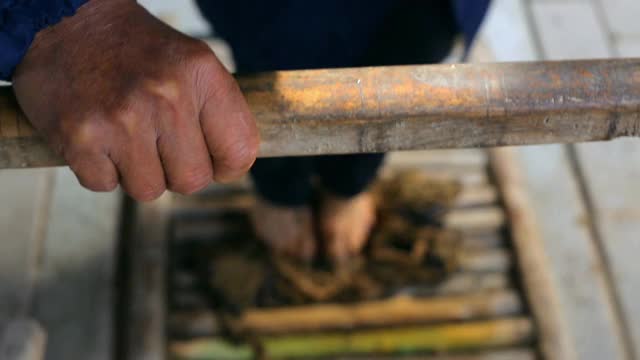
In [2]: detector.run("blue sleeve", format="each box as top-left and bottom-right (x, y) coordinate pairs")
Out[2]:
(453, 0), (491, 49)
(0, 0), (89, 81)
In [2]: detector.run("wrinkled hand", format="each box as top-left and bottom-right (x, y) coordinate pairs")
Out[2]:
(12, 0), (259, 201)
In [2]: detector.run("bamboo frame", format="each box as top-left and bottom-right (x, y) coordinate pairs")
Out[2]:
(1, 59), (639, 168)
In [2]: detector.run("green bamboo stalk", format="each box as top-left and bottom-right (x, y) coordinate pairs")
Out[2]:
(171, 339), (252, 360)
(333, 348), (536, 360)
(170, 317), (533, 360)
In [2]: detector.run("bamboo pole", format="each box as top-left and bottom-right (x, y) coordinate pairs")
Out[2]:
(171, 292), (208, 311)
(457, 249), (511, 273)
(168, 247), (512, 312)
(489, 148), (573, 360)
(169, 311), (222, 339)
(445, 207), (506, 233)
(427, 272), (509, 296)
(168, 271), (511, 335)
(2, 59), (639, 168)
(458, 232), (504, 250)
(454, 185), (498, 208)
(235, 290), (521, 335)
(169, 272), (510, 338)
(169, 346), (537, 360)
(169, 206), (505, 244)
(379, 167), (490, 187)
(170, 182), (498, 213)
(169, 317), (534, 359)
(385, 150), (489, 169)
(170, 268), (508, 296)
(332, 349), (536, 360)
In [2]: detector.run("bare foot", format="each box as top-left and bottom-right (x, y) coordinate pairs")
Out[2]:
(320, 192), (377, 263)
(250, 198), (316, 261)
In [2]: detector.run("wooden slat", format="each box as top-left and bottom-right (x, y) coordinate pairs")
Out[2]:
(380, 165), (490, 187)
(0, 169), (52, 321)
(445, 207), (505, 233)
(456, 248), (510, 273)
(490, 148), (570, 360)
(168, 269), (509, 294)
(492, 145), (627, 360)
(169, 206), (505, 244)
(125, 194), (173, 360)
(171, 183), (497, 213)
(0, 318), (46, 360)
(454, 185), (498, 208)
(573, 139), (640, 356)
(427, 272), (508, 295)
(385, 149), (488, 169)
(30, 168), (121, 360)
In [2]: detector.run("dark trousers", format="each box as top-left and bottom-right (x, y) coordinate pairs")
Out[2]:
(196, 0), (459, 206)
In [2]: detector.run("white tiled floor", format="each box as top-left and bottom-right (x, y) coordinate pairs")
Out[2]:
(599, 0), (640, 37)
(531, 2), (613, 59)
(477, 0), (539, 61)
(616, 37), (640, 57)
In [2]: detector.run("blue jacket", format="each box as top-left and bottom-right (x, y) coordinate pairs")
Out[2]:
(0, 0), (87, 80)
(0, 0), (490, 81)
(196, 0), (491, 72)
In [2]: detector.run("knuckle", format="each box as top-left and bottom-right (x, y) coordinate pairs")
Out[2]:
(144, 83), (187, 121)
(189, 53), (229, 94)
(111, 91), (161, 138)
(187, 41), (219, 67)
(112, 108), (144, 138)
(81, 177), (118, 192)
(145, 79), (181, 104)
(68, 160), (118, 193)
(99, 179), (119, 192)
(132, 185), (166, 202)
(125, 82), (192, 133)
(207, 72), (241, 101)
(170, 166), (212, 194)
(218, 139), (259, 172)
(61, 118), (103, 151)
(128, 177), (167, 202)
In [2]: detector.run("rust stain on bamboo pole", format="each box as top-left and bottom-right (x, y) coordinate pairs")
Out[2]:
(1, 59), (639, 168)
(247, 59), (640, 156)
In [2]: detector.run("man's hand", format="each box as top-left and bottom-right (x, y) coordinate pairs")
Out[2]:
(12, 0), (259, 201)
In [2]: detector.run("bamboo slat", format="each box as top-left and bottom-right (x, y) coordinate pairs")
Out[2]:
(235, 290), (521, 335)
